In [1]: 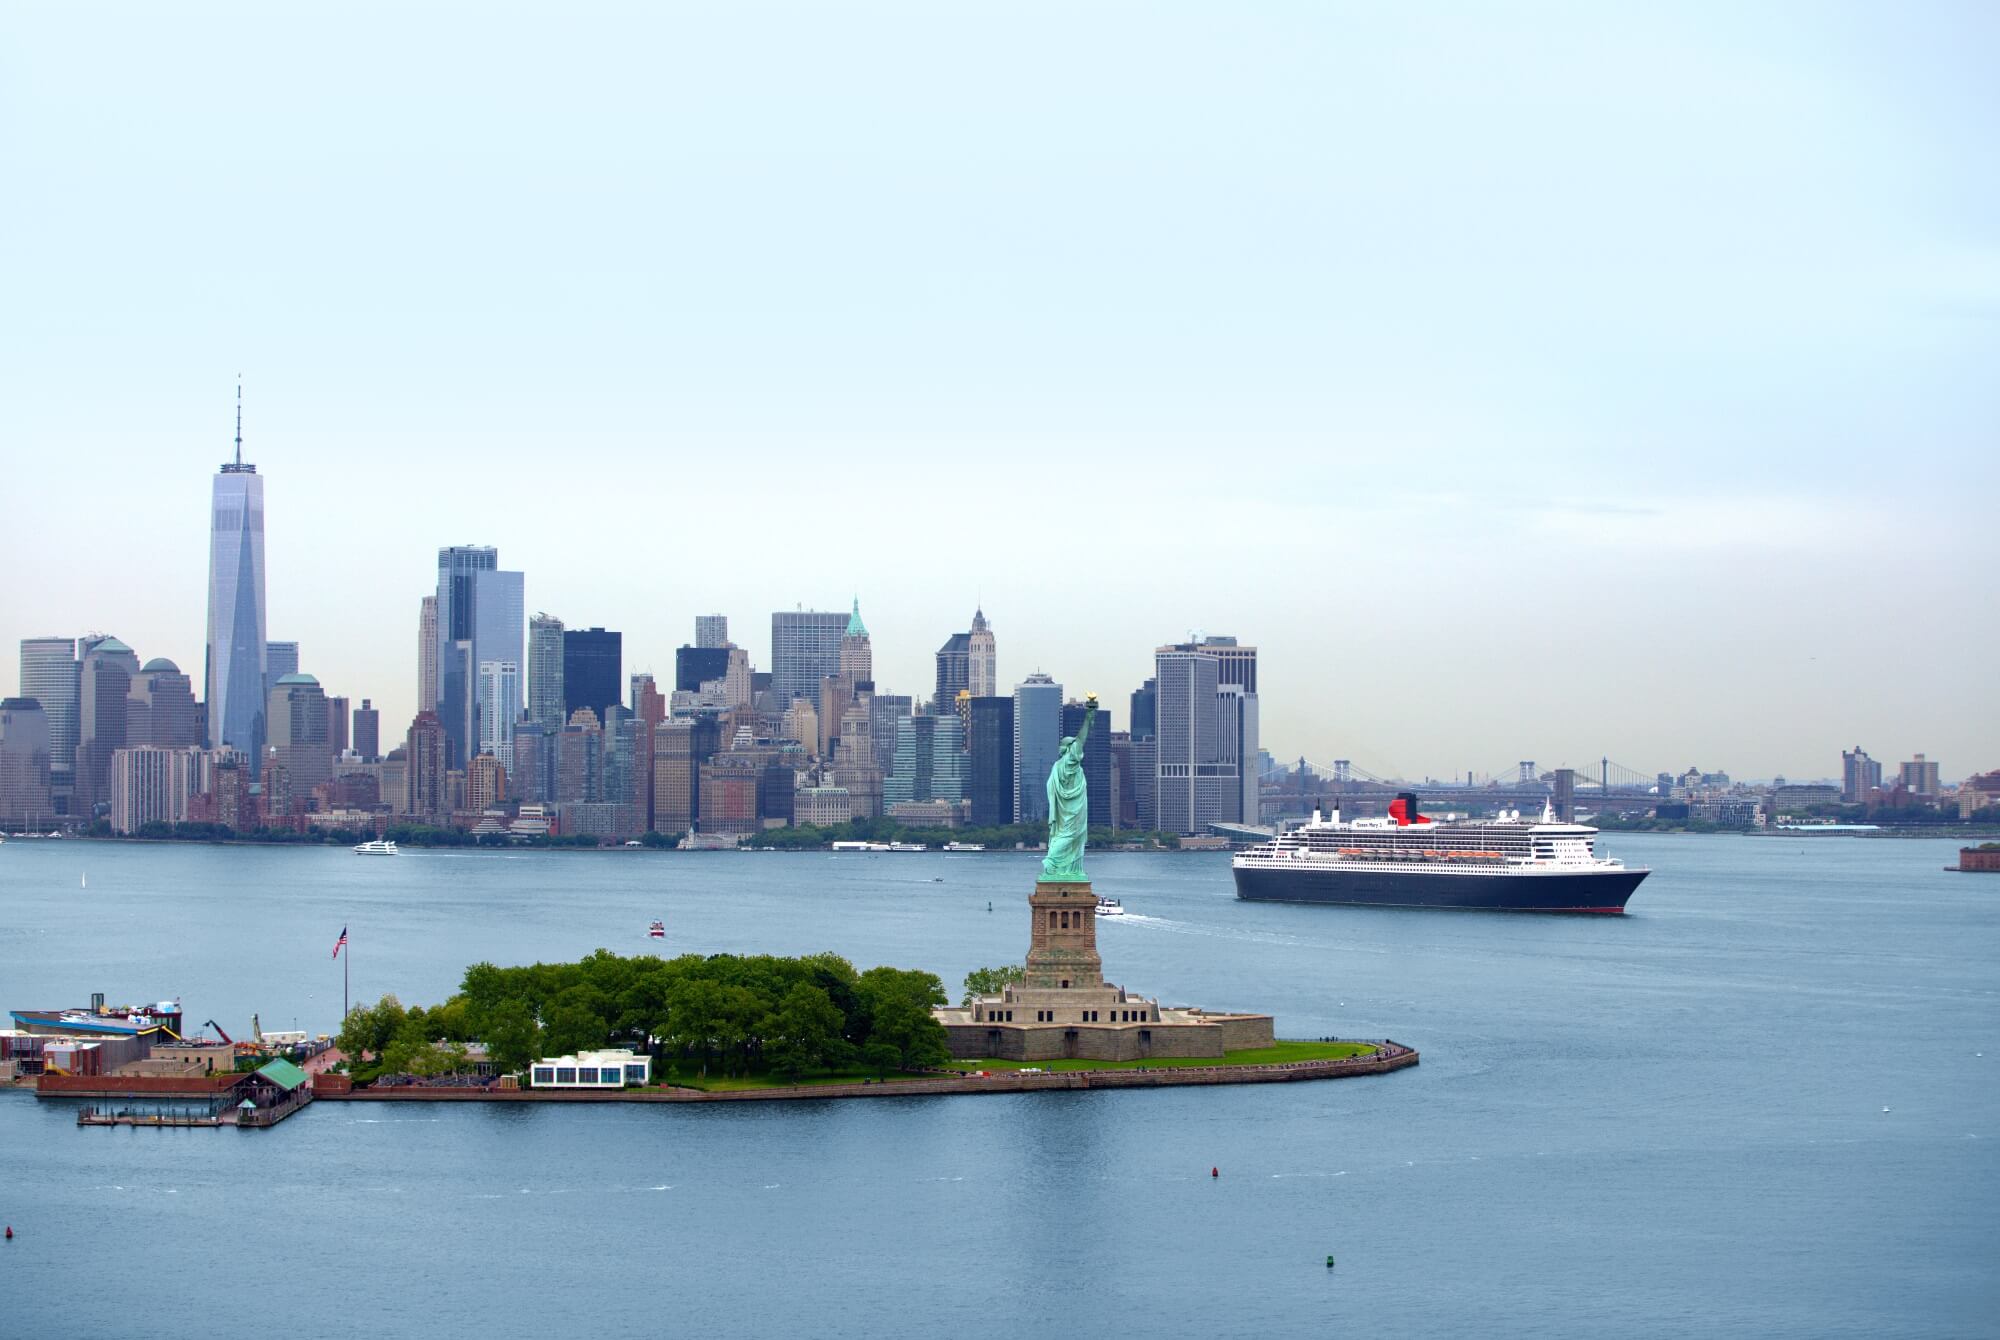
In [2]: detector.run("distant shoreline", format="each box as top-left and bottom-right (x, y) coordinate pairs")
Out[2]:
(38, 835), (1221, 855)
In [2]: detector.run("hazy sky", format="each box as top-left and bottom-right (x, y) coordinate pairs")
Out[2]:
(2, 2), (1994, 782)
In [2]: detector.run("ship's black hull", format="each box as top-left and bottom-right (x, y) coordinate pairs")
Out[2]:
(1233, 863), (1647, 913)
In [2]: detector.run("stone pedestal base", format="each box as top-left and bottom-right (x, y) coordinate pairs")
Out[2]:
(1024, 880), (1103, 990)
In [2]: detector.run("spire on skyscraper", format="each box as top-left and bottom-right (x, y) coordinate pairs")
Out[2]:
(223, 377), (255, 474)
(846, 596), (868, 638)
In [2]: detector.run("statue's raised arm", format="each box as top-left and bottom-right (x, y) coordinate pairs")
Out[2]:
(1040, 694), (1097, 884)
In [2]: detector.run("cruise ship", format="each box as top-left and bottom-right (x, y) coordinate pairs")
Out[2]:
(1233, 794), (1648, 913)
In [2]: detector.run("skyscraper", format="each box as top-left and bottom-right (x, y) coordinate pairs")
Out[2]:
(1012, 673), (1062, 823)
(884, 713), (967, 807)
(20, 639), (79, 811)
(695, 615), (729, 649)
(868, 694), (913, 778)
(353, 699), (381, 762)
(935, 631), (971, 712)
(1153, 638), (1257, 833)
(205, 387), (267, 767)
(404, 711), (447, 821)
(0, 697), (55, 829)
(1154, 645), (1223, 834)
(434, 546), (523, 770)
(75, 635), (139, 816)
(417, 596), (439, 716)
(771, 609), (846, 707)
(325, 694), (350, 759)
(128, 659), (199, 749)
(1129, 678), (1157, 741)
(512, 719), (551, 804)
(967, 695), (1015, 827)
(968, 608), (997, 699)
(675, 644), (731, 694)
(265, 672), (331, 802)
(562, 628), (623, 724)
(478, 660), (521, 762)
(839, 598), (873, 682)
(265, 641), (300, 687)
(527, 612), (565, 730)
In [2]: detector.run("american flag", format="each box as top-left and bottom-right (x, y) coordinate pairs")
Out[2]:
(332, 926), (348, 960)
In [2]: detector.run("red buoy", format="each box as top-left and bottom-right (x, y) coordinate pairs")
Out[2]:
(1211, 1167), (1219, 1178)
(4, 1226), (12, 1240)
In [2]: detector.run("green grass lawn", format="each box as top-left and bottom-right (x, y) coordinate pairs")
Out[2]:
(648, 1065), (955, 1092)
(947, 1040), (1379, 1073)
(621, 1040), (1381, 1091)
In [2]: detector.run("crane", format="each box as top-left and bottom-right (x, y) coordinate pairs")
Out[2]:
(202, 1019), (233, 1045)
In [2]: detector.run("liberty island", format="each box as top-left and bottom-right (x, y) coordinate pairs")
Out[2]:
(936, 694), (1306, 1064)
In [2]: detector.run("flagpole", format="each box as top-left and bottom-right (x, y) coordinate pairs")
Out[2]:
(344, 931), (350, 1021)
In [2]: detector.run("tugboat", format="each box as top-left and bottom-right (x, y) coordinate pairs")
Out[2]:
(647, 920), (666, 940)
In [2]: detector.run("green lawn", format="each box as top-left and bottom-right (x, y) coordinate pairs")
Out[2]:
(947, 1040), (1379, 1073)
(648, 1066), (954, 1092)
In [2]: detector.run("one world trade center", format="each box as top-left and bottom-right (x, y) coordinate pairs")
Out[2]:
(205, 385), (267, 771)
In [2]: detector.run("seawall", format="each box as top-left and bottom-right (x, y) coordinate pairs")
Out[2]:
(315, 1043), (1418, 1105)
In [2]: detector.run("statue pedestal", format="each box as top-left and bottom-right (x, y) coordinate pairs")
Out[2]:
(1024, 881), (1104, 991)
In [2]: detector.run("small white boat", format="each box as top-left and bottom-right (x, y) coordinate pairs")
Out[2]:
(353, 839), (400, 856)
(1096, 896), (1124, 916)
(943, 841), (985, 852)
(648, 920), (666, 939)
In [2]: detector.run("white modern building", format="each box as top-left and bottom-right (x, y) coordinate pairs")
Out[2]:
(529, 1048), (651, 1088)
(478, 659), (521, 762)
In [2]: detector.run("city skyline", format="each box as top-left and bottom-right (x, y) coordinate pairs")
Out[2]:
(2, 4), (1995, 779)
(1, 495), (1987, 785)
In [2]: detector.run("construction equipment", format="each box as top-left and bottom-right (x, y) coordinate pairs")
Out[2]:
(202, 1019), (233, 1045)
(252, 1013), (264, 1043)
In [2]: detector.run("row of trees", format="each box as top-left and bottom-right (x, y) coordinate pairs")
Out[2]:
(336, 950), (956, 1082)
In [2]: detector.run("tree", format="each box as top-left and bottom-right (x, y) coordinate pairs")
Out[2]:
(867, 997), (951, 1071)
(961, 965), (1024, 1007)
(761, 983), (847, 1080)
(860, 1041), (901, 1078)
(336, 994), (406, 1062)
(481, 998), (542, 1072)
(664, 978), (727, 1069)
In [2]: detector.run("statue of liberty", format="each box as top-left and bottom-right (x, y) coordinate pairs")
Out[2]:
(1041, 694), (1097, 883)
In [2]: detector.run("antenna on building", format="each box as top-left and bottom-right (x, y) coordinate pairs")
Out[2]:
(234, 376), (243, 467)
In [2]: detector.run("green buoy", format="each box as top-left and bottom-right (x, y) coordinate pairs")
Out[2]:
(1326, 1255), (1335, 1268)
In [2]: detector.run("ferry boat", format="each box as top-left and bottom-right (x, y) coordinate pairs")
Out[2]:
(353, 839), (399, 856)
(943, 841), (986, 852)
(1233, 793), (1648, 914)
(647, 920), (666, 939)
(1095, 896), (1125, 916)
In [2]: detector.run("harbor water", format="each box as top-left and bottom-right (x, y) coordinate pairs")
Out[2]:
(0, 836), (1993, 1337)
